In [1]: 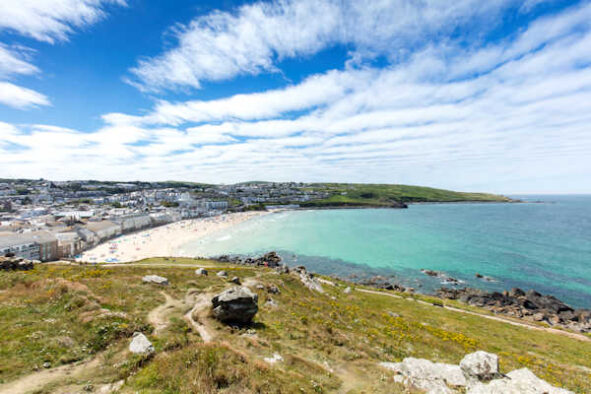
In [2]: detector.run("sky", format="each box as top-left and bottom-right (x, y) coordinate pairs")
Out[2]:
(0, 0), (590, 193)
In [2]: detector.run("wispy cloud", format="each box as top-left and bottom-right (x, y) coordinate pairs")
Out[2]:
(0, 0), (126, 43)
(0, 44), (39, 78)
(128, 0), (517, 92)
(0, 0), (125, 110)
(0, 81), (49, 109)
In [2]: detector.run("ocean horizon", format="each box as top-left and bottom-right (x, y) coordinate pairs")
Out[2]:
(181, 195), (591, 309)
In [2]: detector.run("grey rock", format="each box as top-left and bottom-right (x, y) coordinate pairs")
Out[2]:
(343, 286), (352, 294)
(195, 268), (208, 276)
(129, 332), (154, 354)
(229, 276), (241, 285)
(468, 368), (573, 393)
(216, 270), (228, 278)
(211, 286), (258, 324)
(267, 284), (280, 294)
(142, 275), (168, 285)
(460, 351), (500, 381)
(380, 357), (467, 393)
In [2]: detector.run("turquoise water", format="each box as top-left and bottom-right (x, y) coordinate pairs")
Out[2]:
(182, 195), (591, 308)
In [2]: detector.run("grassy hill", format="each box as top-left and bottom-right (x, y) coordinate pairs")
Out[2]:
(0, 259), (588, 393)
(299, 183), (512, 208)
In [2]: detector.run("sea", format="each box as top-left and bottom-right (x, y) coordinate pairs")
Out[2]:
(180, 195), (591, 309)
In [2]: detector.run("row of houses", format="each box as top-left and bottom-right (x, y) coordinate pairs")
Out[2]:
(0, 212), (180, 262)
(0, 231), (58, 261)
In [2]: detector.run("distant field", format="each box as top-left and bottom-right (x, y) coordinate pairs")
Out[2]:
(299, 183), (512, 208)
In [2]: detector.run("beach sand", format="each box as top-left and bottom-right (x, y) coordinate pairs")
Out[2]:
(78, 211), (269, 263)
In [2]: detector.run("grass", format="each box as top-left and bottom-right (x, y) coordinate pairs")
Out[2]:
(300, 183), (512, 207)
(0, 259), (589, 393)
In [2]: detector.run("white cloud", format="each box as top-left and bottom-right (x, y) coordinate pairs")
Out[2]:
(105, 68), (374, 126)
(129, 0), (515, 91)
(2, 1), (591, 192)
(0, 0), (125, 110)
(0, 0), (126, 43)
(0, 81), (49, 109)
(0, 44), (39, 78)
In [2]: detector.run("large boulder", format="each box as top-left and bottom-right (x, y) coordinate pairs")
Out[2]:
(468, 368), (572, 393)
(380, 357), (467, 392)
(211, 286), (258, 324)
(460, 351), (500, 381)
(142, 275), (169, 285)
(129, 332), (154, 354)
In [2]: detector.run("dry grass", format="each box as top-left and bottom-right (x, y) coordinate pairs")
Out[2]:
(1, 259), (590, 393)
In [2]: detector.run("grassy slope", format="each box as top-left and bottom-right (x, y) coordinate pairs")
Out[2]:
(0, 260), (589, 393)
(300, 183), (512, 207)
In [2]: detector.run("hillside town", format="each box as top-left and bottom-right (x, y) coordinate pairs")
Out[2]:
(0, 179), (327, 261)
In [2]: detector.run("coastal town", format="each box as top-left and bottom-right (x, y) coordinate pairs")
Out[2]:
(0, 179), (327, 262)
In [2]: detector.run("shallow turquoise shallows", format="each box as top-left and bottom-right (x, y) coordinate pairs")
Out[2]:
(181, 195), (591, 308)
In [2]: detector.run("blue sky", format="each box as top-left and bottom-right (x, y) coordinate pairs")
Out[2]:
(0, 0), (590, 193)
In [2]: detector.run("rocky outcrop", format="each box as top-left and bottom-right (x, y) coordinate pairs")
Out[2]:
(0, 256), (34, 271)
(468, 368), (572, 393)
(216, 251), (283, 268)
(142, 275), (169, 285)
(129, 332), (154, 354)
(211, 286), (258, 324)
(358, 276), (413, 293)
(381, 351), (572, 393)
(380, 357), (467, 392)
(293, 266), (324, 293)
(437, 287), (591, 333)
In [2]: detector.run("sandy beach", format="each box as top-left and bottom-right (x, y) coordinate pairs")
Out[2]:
(78, 211), (269, 263)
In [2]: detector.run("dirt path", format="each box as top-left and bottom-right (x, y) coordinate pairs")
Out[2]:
(148, 291), (185, 334)
(0, 289), (187, 394)
(184, 292), (215, 343)
(356, 288), (591, 342)
(0, 354), (101, 394)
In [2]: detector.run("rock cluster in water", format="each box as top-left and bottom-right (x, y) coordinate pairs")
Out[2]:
(421, 269), (462, 285)
(381, 350), (572, 393)
(0, 255), (34, 271)
(438, 287), (591, 333)
(215, 251), (283, 267)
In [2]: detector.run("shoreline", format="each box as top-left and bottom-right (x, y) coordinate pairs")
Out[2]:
(78, 211), (270, 263)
